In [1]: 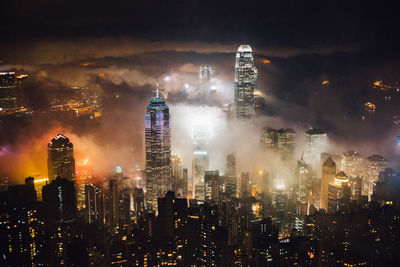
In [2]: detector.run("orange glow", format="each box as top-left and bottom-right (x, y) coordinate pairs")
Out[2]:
(374, 80), (382, 86)
(262, 59), (271, 64)
(252, 202), (260, 217)
(322, 80), (330, 85)
(34, 178), (49, 184)
(0, 126), (106, 184)
(81, 62), (94, 67)
(252, 187), (257, 196)
(98, 73), (105, 77)
(308, 251), (315, 259)
(364, 102), (376, 114)
(77, 158), (89, 166)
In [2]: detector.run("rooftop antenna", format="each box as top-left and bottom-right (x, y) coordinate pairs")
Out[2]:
(156, 83), (160, 98)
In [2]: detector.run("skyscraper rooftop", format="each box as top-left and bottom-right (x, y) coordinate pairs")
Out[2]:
(237, 45), (252, 53)
(323, 156), (336, 167)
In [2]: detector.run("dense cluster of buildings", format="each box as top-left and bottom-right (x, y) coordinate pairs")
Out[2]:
(0, 72), (30, 116)
(0, 72), (102, 119)
(1, 45), (400, 266)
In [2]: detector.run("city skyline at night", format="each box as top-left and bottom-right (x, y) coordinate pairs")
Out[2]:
(1, 1), (400, 266)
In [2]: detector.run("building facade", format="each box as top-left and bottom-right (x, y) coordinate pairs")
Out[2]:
(145, 89), (171, 210)
(204, 170), (219, 203)
(47, 134), (76, 184)
(320, 157), (336, 211)
(304, 128), (327, 163)
(261, 127), (296, 160)
(234, 45), (257, 120)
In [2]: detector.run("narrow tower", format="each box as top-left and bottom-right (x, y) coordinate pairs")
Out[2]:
(234, 45), (257, 119)
(145, 85), (171, 211)
(320, 156), (336, 211)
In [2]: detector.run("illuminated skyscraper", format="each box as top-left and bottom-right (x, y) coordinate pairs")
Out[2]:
(107, 179), (119, 229)
(327, 171), (351, 213)
(305, 128), (327, 162)
(84, 184), (104, 224)
(342, 151), (364, 177)
(47, 134), (76, 184)
(182, 168), (188, 198)
(145, 86), (171, 210)
(200, 66), (212, 81)
(225, 176), (237, 199)
(260, 127), (296, 160)
(320, 153), (341, 169)
(240, 172), (251, 197)
(192, 150), (209, 200)
(260, 127), (278, 149)
(277, 128), (296, 160)
(204, 170), (219, 203)
(226, 153), (236, 177)
(225, 153), (237, 199)
(133, 187), (145, 221)
(33, 177), (49, 201)
(192, 127), (210, 199)
(0, 72), (17, 114)
(234, 45), (257, 119)
(365, 154), (388, 198)
(320, 157), (336, 211)
(171, 153), (183, 194)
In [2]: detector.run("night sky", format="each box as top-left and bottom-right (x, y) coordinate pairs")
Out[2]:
(3, 1), (399, 48)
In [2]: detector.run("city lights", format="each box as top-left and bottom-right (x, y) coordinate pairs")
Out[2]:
(2, 4), (400, 266)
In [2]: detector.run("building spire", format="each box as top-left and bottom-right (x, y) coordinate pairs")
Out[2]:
(156, 83), (159, 98)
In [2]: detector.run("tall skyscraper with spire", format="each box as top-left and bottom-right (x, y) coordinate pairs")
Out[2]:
(47, 134), (76, 184)
(234, 45), (257, 119)
(145, 85), (171, 210)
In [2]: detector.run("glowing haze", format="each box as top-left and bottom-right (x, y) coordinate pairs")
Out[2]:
(1, 38), (399, 185)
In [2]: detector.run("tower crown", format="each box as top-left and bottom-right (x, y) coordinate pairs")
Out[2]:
(323, 156), (336, 167)
(238, 45), (252, 53)
(150, 83), (166, 104)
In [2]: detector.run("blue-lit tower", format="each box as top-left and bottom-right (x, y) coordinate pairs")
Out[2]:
(145, 85), (171, 211)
